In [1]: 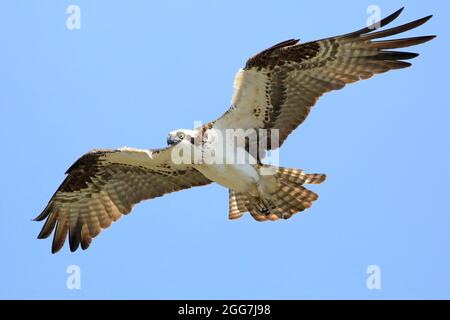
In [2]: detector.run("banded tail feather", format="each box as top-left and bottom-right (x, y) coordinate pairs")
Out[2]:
(228, 167), (326, 221)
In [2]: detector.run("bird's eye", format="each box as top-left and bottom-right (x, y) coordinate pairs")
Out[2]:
(178, 132), (185, 139)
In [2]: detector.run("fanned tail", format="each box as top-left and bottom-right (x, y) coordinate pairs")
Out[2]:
(228, 167), (326, 222)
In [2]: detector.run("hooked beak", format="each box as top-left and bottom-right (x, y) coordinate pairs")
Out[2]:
(167, 134), (181, 146)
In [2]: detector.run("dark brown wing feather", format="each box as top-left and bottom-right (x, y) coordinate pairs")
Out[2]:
(213, 8), (435, 150)
(35, 148), (211, 253)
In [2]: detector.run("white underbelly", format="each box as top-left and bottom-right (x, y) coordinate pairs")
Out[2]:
(195, 163), (260, 194)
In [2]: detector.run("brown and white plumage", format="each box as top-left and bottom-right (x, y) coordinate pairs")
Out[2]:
(36, 8), (434, 253)
(213, 8), (435, 151)
(229, 168), (326, 222)
(35, 147), (211, 253)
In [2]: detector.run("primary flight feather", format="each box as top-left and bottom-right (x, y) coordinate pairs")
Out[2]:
(35, 8), (435, 253)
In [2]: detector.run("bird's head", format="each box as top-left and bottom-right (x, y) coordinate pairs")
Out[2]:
(167, 129), (196, 146)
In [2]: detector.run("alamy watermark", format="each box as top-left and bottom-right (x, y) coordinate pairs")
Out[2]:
(66, 5), (81, 30)
(367, 5), (381, 30)
(366, 265), (382, 290)
(66, 265), (81, 290)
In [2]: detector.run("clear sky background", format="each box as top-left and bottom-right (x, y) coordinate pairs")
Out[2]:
(0, 0), (448, 299)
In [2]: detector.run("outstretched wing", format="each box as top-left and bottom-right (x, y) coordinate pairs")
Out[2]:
(213, 8), (435, 149)
(34, 147), (211, 253)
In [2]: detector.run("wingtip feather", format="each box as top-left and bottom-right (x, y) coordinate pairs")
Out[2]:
(51, 220), (68, 254)
(341, 7), (405, 38)
(69, 223), (82, 252)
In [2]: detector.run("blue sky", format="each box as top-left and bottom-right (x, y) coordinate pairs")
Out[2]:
(0, 0), (448, 299)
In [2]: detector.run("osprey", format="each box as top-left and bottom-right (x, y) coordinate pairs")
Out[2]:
(35, 8), (435, 253)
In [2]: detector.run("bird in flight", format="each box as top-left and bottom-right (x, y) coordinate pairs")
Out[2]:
(35, 8), (435, 253)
